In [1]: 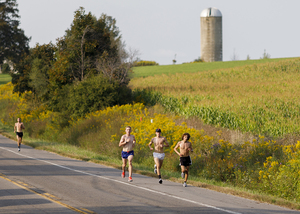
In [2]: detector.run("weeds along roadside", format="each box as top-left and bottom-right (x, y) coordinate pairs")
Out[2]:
(1, 82), (300, 207)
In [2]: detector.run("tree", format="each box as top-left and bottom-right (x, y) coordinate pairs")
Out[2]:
(231, 48), (239, 61)
(11, 43), (56, 96)
(0, 0), (30, 65)
(172, 54), (177, 64)
(96, 47), (139, 86)
(11, 7), (133, 121)
(261, 49), (271, 59)
(55, 7), (121, 82)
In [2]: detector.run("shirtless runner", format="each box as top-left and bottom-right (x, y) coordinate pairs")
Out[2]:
(174, 133), (193, 187)
(119, 126), (136, 182)
(148, 128), (169, 184)
(14, 118), (25, 152)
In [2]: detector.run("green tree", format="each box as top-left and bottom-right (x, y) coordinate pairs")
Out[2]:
(11, 7), (133, 124)
(0, 0), (30, 65)
(261, 49), (271, 59)
(11, 43), (56, 96)
(55, 7), (121, 82)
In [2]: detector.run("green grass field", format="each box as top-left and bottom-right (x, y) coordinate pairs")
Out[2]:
(130, 57), (300, 137)
(0, 74), (11, 85)
(132, 58), (294, 78)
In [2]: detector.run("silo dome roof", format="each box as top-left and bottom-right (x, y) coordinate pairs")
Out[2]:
(200, 7), (222, 17)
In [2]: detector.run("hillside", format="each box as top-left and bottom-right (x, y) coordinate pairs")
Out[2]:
(130, 58), (300, 137)
(131, 58), (294, 78)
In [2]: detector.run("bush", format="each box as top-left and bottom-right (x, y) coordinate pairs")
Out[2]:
(54, 74), (132, 119)
(194, 57), (203, 63)
(134, 61), (159, 67)
(182, 57), (203, 64)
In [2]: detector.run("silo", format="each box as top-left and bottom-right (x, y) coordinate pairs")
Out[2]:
(200, 7), (222, 62)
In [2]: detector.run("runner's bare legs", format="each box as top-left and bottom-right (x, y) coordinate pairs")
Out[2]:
(122, 158), (127, 175)
(17, 136), (22, 148)
(14, 118), (25, 151)
(119, 126), (136, 181)
(128, 155), (133, 178)
(149, 129), (169, 184)
(155, 158), (163, 176)
(181, 165), (189, 182)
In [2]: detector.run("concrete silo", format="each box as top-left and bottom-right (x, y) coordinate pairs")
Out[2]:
(200, 7), (222, 62)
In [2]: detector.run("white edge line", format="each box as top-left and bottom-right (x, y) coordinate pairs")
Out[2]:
(0, 146), (242, 214)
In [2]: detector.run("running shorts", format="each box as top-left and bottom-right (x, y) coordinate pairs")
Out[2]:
(121, 150), (134, 159)
(180, 156), (192, 166)
(16, 132), (23, 138)
(153, 152), (165, 160)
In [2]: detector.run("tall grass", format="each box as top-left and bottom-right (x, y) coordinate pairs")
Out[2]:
(0, 74), (11, 85)
(130, 58), (300, 137)
(132, 57), (294, 78)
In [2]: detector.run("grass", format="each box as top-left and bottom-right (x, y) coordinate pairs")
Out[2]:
(131, 58), (295, 78)
(130, 58), (300, 137)
(0, 74), (11, 85)
(1, 121), (299, 210)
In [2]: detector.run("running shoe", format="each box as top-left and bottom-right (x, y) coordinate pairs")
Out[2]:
(183, 182), (187, 187)
(128, 177), (133, 182)
(121, 172), (125, 178)
(154, 164), (157, 174)
(159, 178), (162, 184)
(181, 172), (185, 178)
(18, 148), (20, 152)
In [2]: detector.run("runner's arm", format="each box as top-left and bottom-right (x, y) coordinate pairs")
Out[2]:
(174, 142), (181, 156)
(189, 143), (193, 152)
(119, 136), (126, 147)
(163, 137), (169, 147)
(148, 138), (153, 150)
(132, 135), (136, 148)
(21, 123), (25, 130)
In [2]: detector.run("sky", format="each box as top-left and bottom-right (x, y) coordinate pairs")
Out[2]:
(17, 0), (300, 65)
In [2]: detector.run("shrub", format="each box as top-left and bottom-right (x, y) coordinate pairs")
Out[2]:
(134, 61), (159, 67)
(53, 75), (132, 119)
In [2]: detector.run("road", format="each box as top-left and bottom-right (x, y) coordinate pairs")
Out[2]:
(0, 134), (298, 214)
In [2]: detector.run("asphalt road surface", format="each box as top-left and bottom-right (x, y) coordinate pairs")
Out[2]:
(0, 134), (299, 214)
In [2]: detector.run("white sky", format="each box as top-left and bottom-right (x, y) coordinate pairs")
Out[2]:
(17, 0), (300, 65)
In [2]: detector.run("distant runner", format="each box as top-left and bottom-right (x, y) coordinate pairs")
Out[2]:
(174, 133), (193, 187)
(119, 126), (136, 182)
(148, 128), (169, 184)
(14, 118), (25, 152)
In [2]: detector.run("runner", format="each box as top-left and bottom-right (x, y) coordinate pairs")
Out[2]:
(174, 133), (193, 187)
(119, 126), (136, 182)
(148, 128), (169, 184)
(14, 118), (25, 152)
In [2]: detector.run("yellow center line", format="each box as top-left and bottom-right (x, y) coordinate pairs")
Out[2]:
(0, 173), (95, 214)
(80, 208), (97, 213)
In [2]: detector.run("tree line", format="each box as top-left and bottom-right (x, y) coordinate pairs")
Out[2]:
(1, 1), (135, 124)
